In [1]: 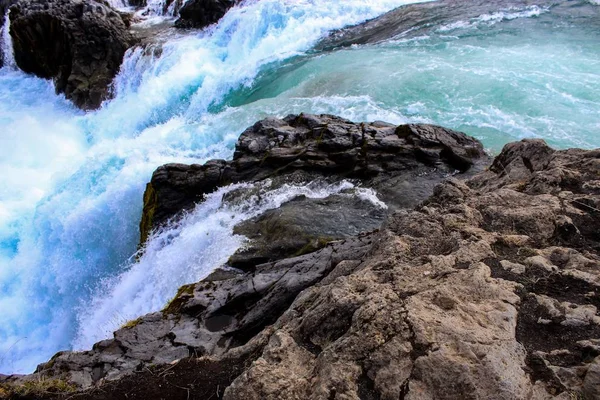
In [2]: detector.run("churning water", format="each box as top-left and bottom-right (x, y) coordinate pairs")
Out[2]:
(0, 0), (598, 373)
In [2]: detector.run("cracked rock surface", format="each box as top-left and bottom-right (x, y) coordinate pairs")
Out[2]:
(222, 140), (600, 400)
(2, 127), (599, 400)
(139, 113), (488, 262)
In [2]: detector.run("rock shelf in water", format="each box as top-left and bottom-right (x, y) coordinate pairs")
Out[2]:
(2, 115), (600, 399)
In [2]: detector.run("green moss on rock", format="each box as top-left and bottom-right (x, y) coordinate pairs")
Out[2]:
(0, 378), (76, 399)
(139, 182), (157, 247)
(121, 317), (143, 330)
(162, 283), (195, 316)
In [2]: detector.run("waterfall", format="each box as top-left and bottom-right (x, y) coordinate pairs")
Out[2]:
(0, 0), (425, 374)
(0, 0), (599, 376)
(106, 0), (128, 9)
(1, 13), (15, 69)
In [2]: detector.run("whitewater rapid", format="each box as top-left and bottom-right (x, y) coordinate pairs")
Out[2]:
(0, 0), (430, 373)
(0, 0), (599, 373)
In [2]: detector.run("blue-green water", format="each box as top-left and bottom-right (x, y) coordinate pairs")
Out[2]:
(0, 0), (598, 373)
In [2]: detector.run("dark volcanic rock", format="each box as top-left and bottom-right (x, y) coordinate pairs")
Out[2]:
(140, 114), (488, 248)
(229, 192), (386, 270)
(3, 122), (600, 399)
(4, 136), (600, 400)
(6, 234), (375, 391)
(174, 0), (236, 29)
(8, 0), (136, 110)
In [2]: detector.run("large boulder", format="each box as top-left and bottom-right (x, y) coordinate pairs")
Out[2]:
(139, 114), (489, 262)
(8, 0), (136, 110)
(174, 0), (236, 29)
(3, 135), (599, 400)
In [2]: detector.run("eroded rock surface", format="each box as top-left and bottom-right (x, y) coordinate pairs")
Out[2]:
(140, 114), (488, 260)
(220, 139), (600, 400)
(8, 0), (135, 109)
(2, 130), (599, 400)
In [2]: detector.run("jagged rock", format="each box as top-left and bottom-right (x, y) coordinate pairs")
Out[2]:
(8, 0), (136, 110)
(3, 128), (599, 400)
(221, 140), (600, 400)
(17, 234), (376, 391)
(139, 114), (488, 258)
(174, 0), (236, 29)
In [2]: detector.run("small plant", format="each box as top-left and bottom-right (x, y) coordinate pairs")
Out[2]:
(162, 284), (196, 316)
(120, 317), (143, 330)
(0, 377), (76, 398)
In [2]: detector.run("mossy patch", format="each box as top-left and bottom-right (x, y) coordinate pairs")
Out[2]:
(120, 317), (143, 330)
(162, 283), (195, 316)
(0, 378), (76, 399)
(139, 182), (157, 248)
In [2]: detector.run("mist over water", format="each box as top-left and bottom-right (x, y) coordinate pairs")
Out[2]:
(0, 0), (599, 373)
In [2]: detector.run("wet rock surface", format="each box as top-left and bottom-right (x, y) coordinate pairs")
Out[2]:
(8, 0), (135, 110)
(175, 0), (237, 29)
(2, 124), (599, 400)
(316, 0), (577, 51)
(139, 113), (488, 258)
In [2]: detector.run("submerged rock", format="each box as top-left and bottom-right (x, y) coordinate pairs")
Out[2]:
(8, 0), (136, 110)
(175, 0), (237, 29)
(317, 0), (548, 51)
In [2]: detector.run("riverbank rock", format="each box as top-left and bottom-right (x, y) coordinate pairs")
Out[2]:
(2, 121), (599, 400)
(8, 0), (136, 110)
(174, 0), (237, 29)
(139, 114), (488, 264)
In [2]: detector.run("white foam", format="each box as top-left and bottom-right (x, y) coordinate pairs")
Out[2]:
(1, 13), (15, 69)
(437, 5), (550, 32)
(0, 0), (424, 373)
(73, 179), (386, 348)
(106, 0), (128, 9)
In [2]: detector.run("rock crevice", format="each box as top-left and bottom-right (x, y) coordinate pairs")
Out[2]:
(2, 119), (599, 400)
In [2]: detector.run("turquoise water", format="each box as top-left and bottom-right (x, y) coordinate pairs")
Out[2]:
(0, 0), (599, 373)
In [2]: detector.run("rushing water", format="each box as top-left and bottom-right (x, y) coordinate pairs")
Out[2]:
(0, 0), (599, 373)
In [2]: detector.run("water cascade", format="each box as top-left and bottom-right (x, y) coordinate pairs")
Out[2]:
(0, 0), (599, 374)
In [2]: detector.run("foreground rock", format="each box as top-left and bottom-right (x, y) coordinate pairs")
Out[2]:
(175, 0), (237, 29)
(222, 140), (600, 399)
(2, 122), (599, 399)
(8, 0), (135, 110)
(140, 113), (487, 265)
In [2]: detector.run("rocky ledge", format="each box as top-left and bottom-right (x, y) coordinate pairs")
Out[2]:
(140, 113), (487, 266)
(2, 116), (600, 400)
(7, 0), (135, 110)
